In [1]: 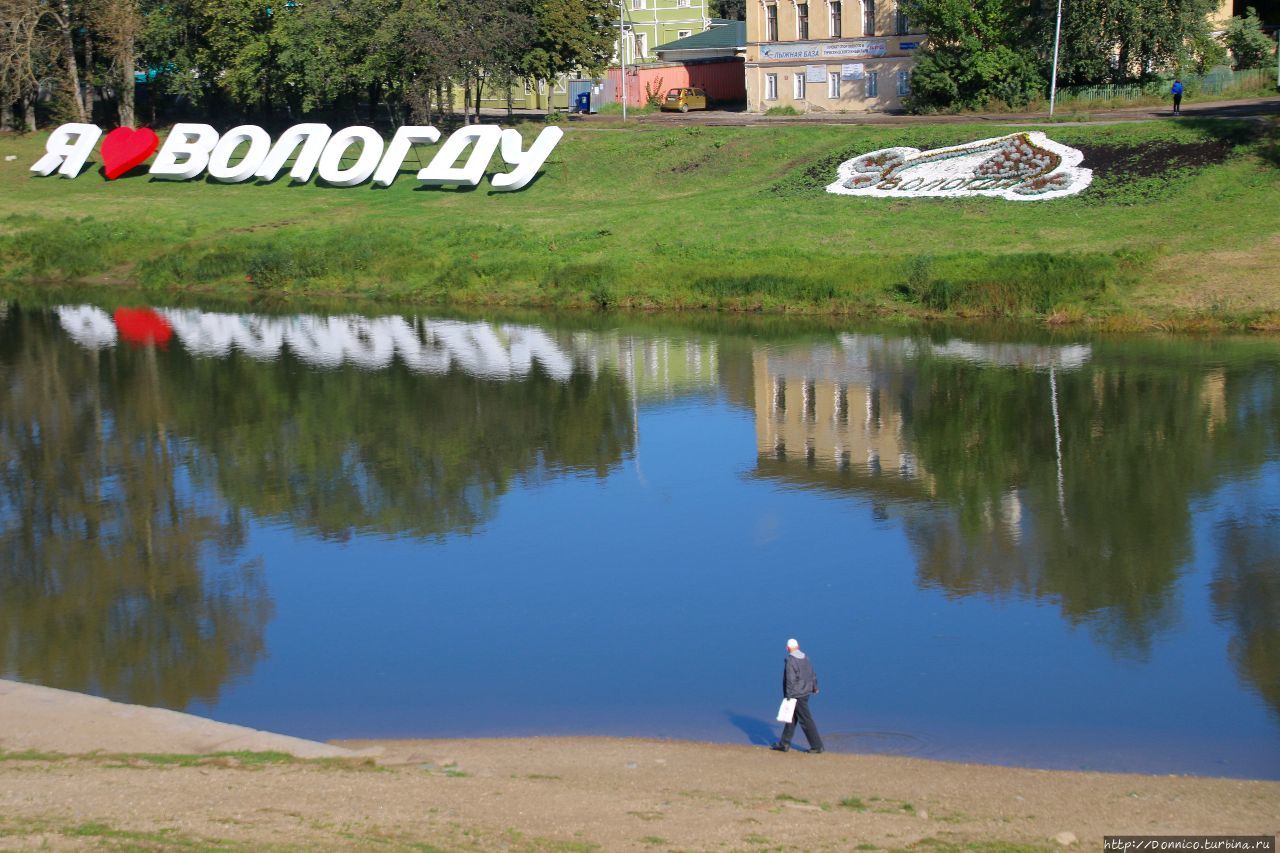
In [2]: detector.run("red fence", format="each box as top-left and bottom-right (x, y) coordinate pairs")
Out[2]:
(606, 60), (746, 107)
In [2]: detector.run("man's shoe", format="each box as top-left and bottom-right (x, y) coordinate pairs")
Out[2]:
(808, 748), (825, 754)
(770, 743), (788, 752)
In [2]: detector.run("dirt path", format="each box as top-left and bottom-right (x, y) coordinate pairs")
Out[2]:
(1, 681), (1277, 851)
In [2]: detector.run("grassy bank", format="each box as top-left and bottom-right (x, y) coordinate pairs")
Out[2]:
(1, 117), (1277, 329)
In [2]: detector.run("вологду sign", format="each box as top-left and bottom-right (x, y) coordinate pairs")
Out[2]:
(30, 122), (563, 192)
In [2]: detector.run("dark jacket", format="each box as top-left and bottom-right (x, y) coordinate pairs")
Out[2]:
(783, 652), (818, 699)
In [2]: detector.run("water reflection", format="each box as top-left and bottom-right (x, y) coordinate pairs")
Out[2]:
(1212, 514), (1280, 718)
(751, 333), (1280, 668)
(0, 311), (270, 707)
(2, 303), (1279, 773)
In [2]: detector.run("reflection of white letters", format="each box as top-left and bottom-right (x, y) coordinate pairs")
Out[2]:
(317, 127), (385, 187)
(56, 305), (117, 348)
(491, 127), (563, 192)
(30, 123), (102, 177)
(207, 125), (272, 183)
(419, 125), (502, 187)
(372, 125), (441, 187)
(150, 123), (220, 180)
(255, 124), (333, 182)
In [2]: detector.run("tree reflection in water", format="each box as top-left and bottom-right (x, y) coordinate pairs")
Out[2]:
(0, 310), (271, 709)
(1212, 514), (1280, 719)
(752, 336), (1280, 673)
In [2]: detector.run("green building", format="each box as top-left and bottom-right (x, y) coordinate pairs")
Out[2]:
(620, 1), (716, 64)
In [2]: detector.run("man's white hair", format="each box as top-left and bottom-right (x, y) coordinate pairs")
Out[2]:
(786, 638), (799, 649)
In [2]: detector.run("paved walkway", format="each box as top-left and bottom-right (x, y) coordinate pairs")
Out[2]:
(0, 679), (371, 758)
(559, 95), (1280, 126)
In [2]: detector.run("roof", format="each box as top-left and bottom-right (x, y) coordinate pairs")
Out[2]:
(654, 20), (746, 53)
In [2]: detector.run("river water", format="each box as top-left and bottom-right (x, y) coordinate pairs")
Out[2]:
(2, 303), (1278, 778)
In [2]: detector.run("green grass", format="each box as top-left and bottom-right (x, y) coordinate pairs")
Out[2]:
(840, 796), (869, 811)
(1, 117), (1277, 327)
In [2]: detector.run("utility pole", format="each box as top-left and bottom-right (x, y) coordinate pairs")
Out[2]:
(619, 0), (628, 121)
(1048, 0), (1064, 116)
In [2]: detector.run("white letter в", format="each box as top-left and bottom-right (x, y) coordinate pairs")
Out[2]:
(255, 124), (333, 182)
(30, 123), (102, 178)
(149, 123), (220, 180)
(317, 127), (385, 187)
(419, 125), (502, 188)
(371, 126), (440, 187)
(490, 126), (563, 192)
(207, 125), (272, 183)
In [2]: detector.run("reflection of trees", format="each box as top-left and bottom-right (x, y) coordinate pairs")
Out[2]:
(158, 338), (635, 541)
(1212, 516), (1280, 719)
(905, 356), (1278, 657)
(0, 311), (271, 708)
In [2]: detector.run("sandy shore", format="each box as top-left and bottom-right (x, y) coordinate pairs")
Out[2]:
(1, 680), (1277, 851)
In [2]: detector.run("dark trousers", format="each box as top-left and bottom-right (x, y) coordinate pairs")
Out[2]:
(779, 695), (823, 751)
(1173, 94), (1182, 114)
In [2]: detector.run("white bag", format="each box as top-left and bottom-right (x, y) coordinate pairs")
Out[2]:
(776, 698), (797, 723)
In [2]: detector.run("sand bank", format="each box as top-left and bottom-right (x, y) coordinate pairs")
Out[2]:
(1, 680), (1276, 851)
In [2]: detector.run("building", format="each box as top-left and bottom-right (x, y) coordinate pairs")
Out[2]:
(603, 21), (747, 107)
(620, 0), (716, 64)
(745, 0), (925, 112)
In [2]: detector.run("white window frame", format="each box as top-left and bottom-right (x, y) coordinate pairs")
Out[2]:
(862, 0), (875, 35)
(677, 0), (692, 6)
(793, 74), (806, 100)
(797, 2), (809, 39)
(765, 73), (778, 100)
(634, 32), (648, 58)
(765, 4), (778, 40)
(896, 70), (910, 96)
(828, 71), (840, 99)
(632, 0), (645, 8)
(678, 29), (692, 38)
(829, 0), (842, 36)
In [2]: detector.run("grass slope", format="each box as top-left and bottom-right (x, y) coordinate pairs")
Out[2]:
(1, 118), (1277, 328)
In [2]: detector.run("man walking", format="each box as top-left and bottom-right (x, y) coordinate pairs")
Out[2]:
(772, 638), (824, 753)
(1171, 79), (1183, 115)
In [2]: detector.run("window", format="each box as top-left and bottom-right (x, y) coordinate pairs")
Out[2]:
(895, 4), (908, 34)
(523, 79), (532, 94)
(793, 74), (806, 99)
(765, 73), (778, 100)
(677, 0), (691, 5)
(863, 0), (875, 35)
(797, 3), (809, 39)
(828, 71), (840, 98)
(632, 0), (645, 8)
(633, 32), (648, 58)
(678, 29), (692, 38)
(866, 70), (878, 97)
(765, 4), (778, 40)
(896, 70), (910, 96)
(829, 1), (842, 36)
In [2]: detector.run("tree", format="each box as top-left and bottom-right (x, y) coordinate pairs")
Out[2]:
(97, 0), (143, 125)
(901, 0), (1044, 112)
(1224, 7), (1275, 70)
(712, 0), (744, 19)
(0, 0), (61, 129)
(522, 0), (616, 83)
(1055, 0), (1218, 85)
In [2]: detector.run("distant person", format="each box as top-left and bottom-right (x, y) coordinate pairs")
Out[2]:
(1171, 79), (1183, 116)
(771, 638), (824, 753)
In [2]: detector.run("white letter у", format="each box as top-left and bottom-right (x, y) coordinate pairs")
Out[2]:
(490, 126), (563, 192)
(255, 123), (333, 182)
(418, 125), (502, 187)
(317, 126), (385, 187)
(207, 125), (273, 183)
(371, 126), (441, 187)
(30, 123), (102, 178)
(149, 123), (220, 180)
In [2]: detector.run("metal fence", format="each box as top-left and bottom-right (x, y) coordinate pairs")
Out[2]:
(1058, 67), (1276, 105)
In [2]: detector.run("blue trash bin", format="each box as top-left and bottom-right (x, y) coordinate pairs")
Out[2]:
(574, 92), (591, 113)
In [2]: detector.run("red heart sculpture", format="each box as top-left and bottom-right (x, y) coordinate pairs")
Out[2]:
(101, 127), (160, 180)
